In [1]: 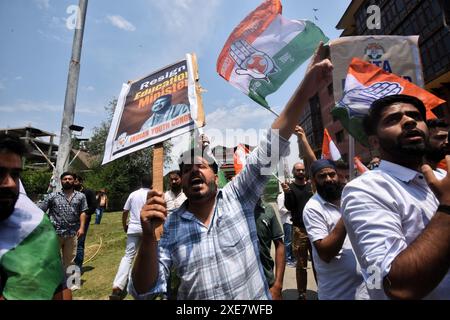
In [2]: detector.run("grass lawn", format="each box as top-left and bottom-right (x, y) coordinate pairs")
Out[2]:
(73, 211), (129, 300)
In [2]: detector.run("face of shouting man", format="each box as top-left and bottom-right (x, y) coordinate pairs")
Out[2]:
(181, 156), (218, 203)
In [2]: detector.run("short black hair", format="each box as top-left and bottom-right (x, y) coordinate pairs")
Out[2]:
(363, 94), (427, 136)
(74, 174), (83, 182)
(0, 134), (28, 157)
(426, 118), (449, 129)
(60, 171), (75, 180)
(179, 147), (219, 174)
(168, 170), (181, 177)
(141, 174), (152, 188)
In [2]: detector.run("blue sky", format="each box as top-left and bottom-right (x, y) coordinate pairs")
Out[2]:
(0, 0), (350, 172)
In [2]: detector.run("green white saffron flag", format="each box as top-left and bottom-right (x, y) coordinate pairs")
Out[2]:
(0, 193), (63, 300)
(216, 0), (328, 108)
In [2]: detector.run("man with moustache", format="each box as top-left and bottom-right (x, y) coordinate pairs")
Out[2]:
(0, 134), (68, 299)
(281, 162), (314, 300)
(425, 119), (449, 172)
(39, 171), (88, 280)
(342, 94), (450, 299)
(164, 170), (187, 214)
(129, 42), (334, 300)
(302, 159), (367, 300)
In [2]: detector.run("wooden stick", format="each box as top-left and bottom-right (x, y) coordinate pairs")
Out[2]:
(152, 142), (164, 240)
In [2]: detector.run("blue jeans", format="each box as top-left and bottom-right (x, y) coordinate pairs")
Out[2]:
(283, 223), (295, 263)
(95, 208), (104, 224)
(74, 215), (91, 270)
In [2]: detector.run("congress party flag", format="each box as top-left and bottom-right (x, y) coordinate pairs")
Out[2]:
(0, 193), (64, 299)
(216, 0), (328, 108)
(354, 156), (369, 175)
(331, 58), (445, 146)
(321, 128), (342, 161)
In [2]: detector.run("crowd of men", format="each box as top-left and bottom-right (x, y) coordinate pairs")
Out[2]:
(1, 43), (449, 300)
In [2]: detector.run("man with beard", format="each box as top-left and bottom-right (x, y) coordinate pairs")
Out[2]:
(282, 162), (314, 300)
(425, 119), (449, 172)
(281, 125), (316, 299)
(38, 171), (88, 284)
(73, 174), (96, 272)
(303, 159), (367, 300)
(0, 134), (68, 299)
(342, 94), (450, 299)
(164, 170), (187, 214)
(129, 42), (333, 300)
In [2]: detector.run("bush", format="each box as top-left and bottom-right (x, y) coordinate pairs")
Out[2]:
(21, 169), (52, 201)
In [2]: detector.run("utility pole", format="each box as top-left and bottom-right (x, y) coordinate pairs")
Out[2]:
(54, 0), (88, 191)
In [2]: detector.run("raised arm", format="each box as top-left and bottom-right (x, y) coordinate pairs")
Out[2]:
(295, 125), (317, 174)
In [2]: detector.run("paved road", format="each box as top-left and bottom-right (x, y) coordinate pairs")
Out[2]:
(268, 202), (318, 300)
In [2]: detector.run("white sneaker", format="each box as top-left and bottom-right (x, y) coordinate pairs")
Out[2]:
(70, 284), (80, 291)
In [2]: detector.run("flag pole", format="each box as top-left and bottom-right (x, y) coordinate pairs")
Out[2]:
(349, 135), (355, 180)
(265, 107), (280, 118)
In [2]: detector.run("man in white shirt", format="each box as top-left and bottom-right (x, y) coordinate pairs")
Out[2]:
(341, 94), (450, 299)
(303, 159), (367, 300)
(277, 191), (295, 267)
(110, 175), (152, 300)
(165, 170), (187, 213)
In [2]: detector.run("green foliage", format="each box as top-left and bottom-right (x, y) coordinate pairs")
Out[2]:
(263, 176), (279, 203)
(21, 169), (52, 201)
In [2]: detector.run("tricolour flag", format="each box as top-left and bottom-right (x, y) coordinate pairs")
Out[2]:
(216, 0), (328, 108)
(321, 128), (341, 161)
(331, 58), (446, 146)
(354, 156), (369, 175)
(0, 193), (64, 300)
(234, 144), (250, 175)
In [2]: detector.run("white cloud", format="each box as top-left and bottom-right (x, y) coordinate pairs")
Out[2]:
(107, 15), (136, 31)
(37, 29), (69, 44)
(34, 0), (50, 10)
(82, 85), (95, 91)
(0, 101), (61, 113)
(206, 103), (273, 132)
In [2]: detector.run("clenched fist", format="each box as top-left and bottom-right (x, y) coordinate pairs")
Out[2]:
(140, 190), (168, 238)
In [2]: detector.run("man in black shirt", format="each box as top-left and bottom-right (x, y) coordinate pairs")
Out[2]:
(282, 162), (314, 300)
